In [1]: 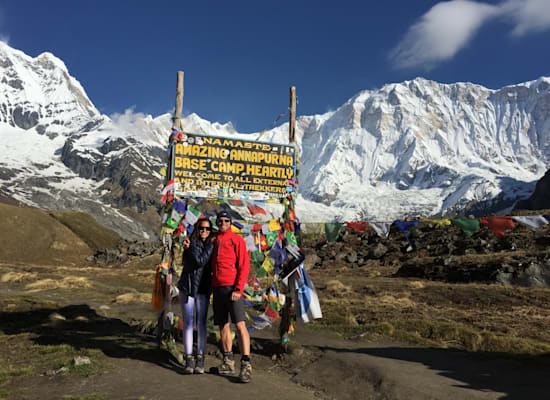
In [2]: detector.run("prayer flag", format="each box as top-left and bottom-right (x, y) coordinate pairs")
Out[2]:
(247, 203), (267, 216)
(346, 221), (368, 232)
(268, 219), (281, 232)
(244, 235), (257, 251)
(369, 222), (392, 239)
(511, 215), (549, 230)
(451, 218), (480, 237)
(184, 205), (202, 226)
(325, 222), (344, 242)
(479, 217), (515, 236)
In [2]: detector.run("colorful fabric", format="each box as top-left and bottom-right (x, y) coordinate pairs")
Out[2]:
(249, 250), (264, 270)
(172, 199), (187, 214)
(394, 220), (418, 237)
(266, 232), (277, 247)
(247, 203), (267, 216)
(251, 224), (263, 233)
(184, 205), (202, 226)
(268, 219), (281, 232)
(268, 241), (287, 267)
(244, 235), (257, 251)
(479, 217), (515, 236)
(255, 234), (269, 251)
(263, 305), (280, 322)
(231, 225), (243, 233)
(511, 215), (549, 230)
(166, 208), (182, 229)
(261, 224), (271, 235)
(421, 218), (451, 227)
(324, 222), (344, 242)
(286, 231), (297, 245)
(346, 221), (368, 232)
(451, 218), (480, 237)
(369, 222), (392, 239)
(294, 264), (322, 323)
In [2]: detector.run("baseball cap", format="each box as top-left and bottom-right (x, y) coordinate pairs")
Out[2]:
(216, 210), (232, 221)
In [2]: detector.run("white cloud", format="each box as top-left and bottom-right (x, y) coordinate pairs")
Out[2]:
(390, 0), (550, 70)
(502, 0), (550, 36)
(109, 106), (147, 130)
(390, 0), (499, 70)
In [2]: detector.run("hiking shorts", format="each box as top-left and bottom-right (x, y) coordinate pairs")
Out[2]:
(213, 286), (246, 326)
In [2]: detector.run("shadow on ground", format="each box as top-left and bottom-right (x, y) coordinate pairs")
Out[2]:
(320, 344), (550, 400)
(0, 304), (184, 372)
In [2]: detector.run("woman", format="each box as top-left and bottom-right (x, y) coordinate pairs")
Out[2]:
(177, 217), (214, 374)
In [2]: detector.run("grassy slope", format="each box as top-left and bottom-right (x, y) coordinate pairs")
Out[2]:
(0, 204), (118, 265)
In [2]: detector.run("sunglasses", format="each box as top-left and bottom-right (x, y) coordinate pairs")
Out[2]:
(217, 218), (231, 224)
(198, 226), (212, 231)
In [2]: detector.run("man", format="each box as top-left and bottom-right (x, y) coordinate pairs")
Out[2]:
(211, 210), (252, 383)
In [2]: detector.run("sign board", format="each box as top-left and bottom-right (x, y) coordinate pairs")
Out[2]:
(170, 132), (296, 200)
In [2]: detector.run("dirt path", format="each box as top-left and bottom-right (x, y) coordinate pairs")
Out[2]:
(275, 329), (550, 399)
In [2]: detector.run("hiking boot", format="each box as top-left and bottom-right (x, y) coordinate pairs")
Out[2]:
(183, 355), (194, 374)
(217, 355), (235, 376)
(239, 360), (252, 383)
(194, 354), (205, 374)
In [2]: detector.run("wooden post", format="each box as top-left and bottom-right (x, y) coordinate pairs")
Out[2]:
(174, 71), (184, 129)
(289, 86), (296, 144)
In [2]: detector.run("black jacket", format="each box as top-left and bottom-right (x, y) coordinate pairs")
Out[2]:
(177, 239), (213, 300)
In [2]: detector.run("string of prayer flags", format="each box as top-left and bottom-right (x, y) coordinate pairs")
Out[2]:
(451, 218), (480, 237)
(369, 222), (392, 239)
(346, 221), (368, 232)
(511, 215), (549, 230)
(479, 217), (515, 236)
(255, 234), (270, 251)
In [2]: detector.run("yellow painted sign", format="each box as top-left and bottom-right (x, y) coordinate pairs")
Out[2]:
(171, 133), (296, 200)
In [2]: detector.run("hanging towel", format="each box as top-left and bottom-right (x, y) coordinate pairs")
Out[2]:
(479, 217), (515, 236)
(451, 218), (480, 237)
(370, 222), (392, 239)
(512, 215), (549, 230)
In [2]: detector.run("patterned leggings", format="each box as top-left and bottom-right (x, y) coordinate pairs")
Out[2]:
(180, 294), (209, 355)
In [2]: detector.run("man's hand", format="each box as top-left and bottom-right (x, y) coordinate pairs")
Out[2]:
(182, 238), (190, 249)
(231, 291), (242, 301)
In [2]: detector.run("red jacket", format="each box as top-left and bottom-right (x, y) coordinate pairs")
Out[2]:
(211, 230), (250, 293)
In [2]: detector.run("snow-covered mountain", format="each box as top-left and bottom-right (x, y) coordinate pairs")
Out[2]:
(1, 42), (549, 238)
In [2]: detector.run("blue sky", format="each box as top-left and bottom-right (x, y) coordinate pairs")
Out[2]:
(2, 0), (550, 132)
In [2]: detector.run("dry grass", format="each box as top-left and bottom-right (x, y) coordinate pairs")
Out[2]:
(114, 292), (151, 304)
(310, 264), (550, 355)
(25, 277), (93, 292)
(1, 271), (38, 283)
